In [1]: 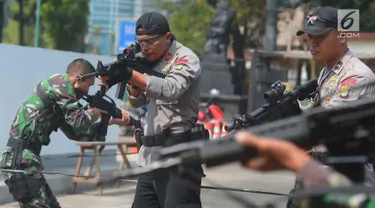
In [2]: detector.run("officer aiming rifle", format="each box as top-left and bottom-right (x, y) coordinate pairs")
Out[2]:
(96, 12), (209, 208)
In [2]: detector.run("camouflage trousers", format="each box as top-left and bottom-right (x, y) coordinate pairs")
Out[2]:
(1, 171), (61, 208)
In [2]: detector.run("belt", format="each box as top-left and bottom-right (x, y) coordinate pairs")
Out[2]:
(141, 124), (209, 147)
(6, 137), (42, 167)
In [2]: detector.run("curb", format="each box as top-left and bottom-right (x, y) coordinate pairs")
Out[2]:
(0, 152), (138, 205)
(0, 174), (134, 205)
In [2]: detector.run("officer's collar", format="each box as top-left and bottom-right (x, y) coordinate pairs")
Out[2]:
(330, 49), (354, 74)
(161, 40), (177, 63)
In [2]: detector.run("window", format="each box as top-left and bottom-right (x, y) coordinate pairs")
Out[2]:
(92, 19), (110, 26)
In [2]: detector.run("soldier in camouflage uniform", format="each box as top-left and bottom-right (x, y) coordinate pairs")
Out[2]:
(0, 58), (128, 208)
(235, 132), (375, 208)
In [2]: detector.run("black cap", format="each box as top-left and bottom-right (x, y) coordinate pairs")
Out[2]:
(296, 6), (338, 36)
(136, 12), (171, 36)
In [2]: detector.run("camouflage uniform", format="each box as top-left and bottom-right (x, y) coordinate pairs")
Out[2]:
(0, 73), (100, 208)
(297, 160), (375, 208)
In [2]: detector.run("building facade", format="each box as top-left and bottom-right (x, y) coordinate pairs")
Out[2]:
(87, 0), (159, 55)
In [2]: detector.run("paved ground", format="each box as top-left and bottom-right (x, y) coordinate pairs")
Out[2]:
(0, 164), (296, 208)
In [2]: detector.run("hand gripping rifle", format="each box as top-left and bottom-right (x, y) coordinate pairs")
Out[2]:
(76, 62), (141, 141)
(111, 43), (167, 100)
(225, 79), (318, 132)
(98, 93), (375, 184)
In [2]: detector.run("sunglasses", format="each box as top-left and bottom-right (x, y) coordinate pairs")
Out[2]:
(305, 15), (337, 27)
(136, 35), (163, 47)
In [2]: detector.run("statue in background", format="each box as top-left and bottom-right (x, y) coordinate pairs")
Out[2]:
(203, 0), (235, 59)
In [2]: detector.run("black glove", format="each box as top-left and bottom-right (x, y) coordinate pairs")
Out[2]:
(103, 62), (133, 89)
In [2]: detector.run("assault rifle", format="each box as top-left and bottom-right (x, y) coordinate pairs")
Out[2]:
(102, 44), (166, 100)
(75, 44), (167, 101)
(80, 44), (166, 82)
(97, 94), (375, 183)
(225, 79), (318, 132)
(80, 88), (141, 141)
(77, 61), (142, 141)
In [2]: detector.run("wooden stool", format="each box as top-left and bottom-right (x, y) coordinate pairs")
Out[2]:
(72, 141), (137, 196)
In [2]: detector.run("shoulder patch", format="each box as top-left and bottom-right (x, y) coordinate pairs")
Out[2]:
(175, 58), (189, 65)
(174, 58), (189, 70)
(338, 77), (357, 98)
(341, 77), (358, 86)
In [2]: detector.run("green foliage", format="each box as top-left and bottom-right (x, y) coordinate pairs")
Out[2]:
(2, 18), (22, 44)
(359, 2), (375, 32)
(2, 0), (90, 52)
(168, 2), (215, 56)
(205, 0), (266, 48)
(41, 0), (90, 52)
(156, 0), (266, 50)
(226, 0), (266, 48)
(3, 0), (37, 46)
(152, 0), (215, 56)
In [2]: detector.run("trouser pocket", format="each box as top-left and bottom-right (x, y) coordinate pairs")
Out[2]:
(8, 172), (43, 203)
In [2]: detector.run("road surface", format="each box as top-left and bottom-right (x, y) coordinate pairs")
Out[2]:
(0, 164), (295, 208)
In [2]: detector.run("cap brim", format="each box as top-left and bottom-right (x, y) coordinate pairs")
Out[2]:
(296, 25), (332, 36)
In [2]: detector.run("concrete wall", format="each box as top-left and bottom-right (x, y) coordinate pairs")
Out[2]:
(0, 44), (122, 155)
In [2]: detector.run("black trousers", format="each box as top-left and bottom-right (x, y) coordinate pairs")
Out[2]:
(133, 165), (203, 208)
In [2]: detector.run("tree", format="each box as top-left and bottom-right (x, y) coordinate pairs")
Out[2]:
(208, 0), (304, 49)
(41, 0), (90, 52)
(154, 0), (268, 94)
(152, 0), (215, 56)
(3, 0), (48, 46)
(157, 0), (267, 51)
(3, 0), (90, 52)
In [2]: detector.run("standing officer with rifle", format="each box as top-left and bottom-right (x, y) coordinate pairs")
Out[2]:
(99, 11), (208, 208)
(0, 58), (129, 208)
(288, 6), (375, 207)
(296, 6), (375, 110)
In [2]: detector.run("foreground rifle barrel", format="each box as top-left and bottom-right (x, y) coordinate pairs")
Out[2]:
(98, 96), (375, 184)
(162, 95), (375, 168)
